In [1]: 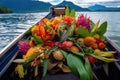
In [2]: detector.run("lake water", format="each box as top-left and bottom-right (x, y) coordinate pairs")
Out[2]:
(0, 12), (120, 51)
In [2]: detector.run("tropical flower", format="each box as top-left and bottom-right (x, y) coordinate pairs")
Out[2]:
(19, 41), (30, 54)
(63, 15), (75, 25)
(15, 64), (25, 78)
(77, 14), (91, 30)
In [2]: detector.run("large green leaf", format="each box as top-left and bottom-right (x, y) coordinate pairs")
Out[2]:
(78, 27), (90, 37)
(33, 35), (44, 45)
(70, 9), (75, 17)
(43, 59), (50, 77)
(67, 54), (90, 80)
(60, 50), (68, 59)
(85, 58), (93, 80)
(65, 6), (70, 16)
(97, 21), (107, 36)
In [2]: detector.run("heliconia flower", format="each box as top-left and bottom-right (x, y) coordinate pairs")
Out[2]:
(77, 14), (91, 30)
(19, 41), (30, 54)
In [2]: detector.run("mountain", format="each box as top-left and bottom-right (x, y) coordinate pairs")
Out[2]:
(58, 1), (89, 11)
(0, 0), (52, 12)
(0, 5), (13, 13)
(88, 4), (120, 11)
(0, 0), (89, 12)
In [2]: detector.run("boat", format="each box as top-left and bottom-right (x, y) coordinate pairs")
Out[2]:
(0, 6), (120, 80)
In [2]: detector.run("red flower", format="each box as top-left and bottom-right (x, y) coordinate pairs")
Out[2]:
(45, 41), (55, 48)
(98, 42), (105, 49)
(61, 41), (73, 49)
(85, 55), (96, 64)
(63, 16), (74, 25)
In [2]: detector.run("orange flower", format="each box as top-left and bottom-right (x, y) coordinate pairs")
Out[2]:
(31, 25), (38, 33)
(51, 17), (61, 25)
(50, 17), (61, 30)
(84, 36), (96, 46)
(63, 16), (75, 25)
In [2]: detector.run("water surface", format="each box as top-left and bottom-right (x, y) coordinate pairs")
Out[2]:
(0, 12), (120, 51)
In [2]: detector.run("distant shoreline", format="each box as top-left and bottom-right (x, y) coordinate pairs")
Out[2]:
(0, 5), (13, 14)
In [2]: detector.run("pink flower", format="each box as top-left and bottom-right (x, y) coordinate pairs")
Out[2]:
(19, 40), (30, 54)
(77, 14), (91, 30)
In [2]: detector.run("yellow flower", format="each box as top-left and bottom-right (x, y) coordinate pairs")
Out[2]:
(23, 46), (44, 61)
(15, 64), (24, 78)
(51, 17), (61, 26)
(23, 47), (38, 61)
(31, 25), (38, 33)
(93, 34), (100, 39)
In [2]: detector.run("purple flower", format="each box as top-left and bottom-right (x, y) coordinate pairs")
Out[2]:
(77, 14), (91, 30)
(18, 40), (30, 54)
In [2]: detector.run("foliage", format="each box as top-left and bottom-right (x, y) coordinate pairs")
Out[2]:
(0, 5), (12, 13)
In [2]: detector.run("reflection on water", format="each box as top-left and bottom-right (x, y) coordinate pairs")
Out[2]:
(0, 12), (120, 51)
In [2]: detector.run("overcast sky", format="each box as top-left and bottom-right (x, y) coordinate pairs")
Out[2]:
(38, 0), (120, 8)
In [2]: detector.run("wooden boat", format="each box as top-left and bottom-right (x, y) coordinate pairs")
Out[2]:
(0, 6), (120, 80)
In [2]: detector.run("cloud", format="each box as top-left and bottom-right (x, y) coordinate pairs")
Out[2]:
(38, 0), (120, 8)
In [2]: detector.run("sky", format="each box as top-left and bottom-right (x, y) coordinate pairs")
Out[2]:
(37, 0), (120, 8)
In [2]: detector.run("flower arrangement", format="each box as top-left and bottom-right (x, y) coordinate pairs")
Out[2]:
(13, 7), (119, 80)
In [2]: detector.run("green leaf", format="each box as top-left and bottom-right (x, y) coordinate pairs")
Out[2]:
(43, 59), (50, 77)
(69, 23), (75, 37)
(97, 21), (107, 36)
(25, 27), (32, 35)
(67, 54), (90, 80)
(61, 50), (69, 59)
(71, 51), (85, 57)
(33, 35), (44, 45)
(90, 20), (95, 29)
(78, 27), (90, 37)
(65, 6), (70, 16)
(60, 14), (62, 19)
(70, 9), (75, 17)
(91, 20), (100, 32)
(85, 58), (93, 80)
(49, 46), (58, 54)
(57, 27), (63, 38)
(60, 26), (72, 42)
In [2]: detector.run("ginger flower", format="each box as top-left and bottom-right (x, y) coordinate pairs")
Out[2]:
(77, 14), (91, 30)
(19, 41), (30, 54)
